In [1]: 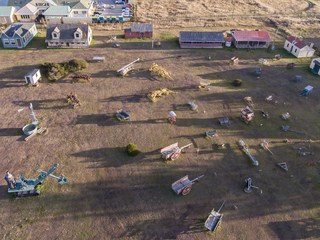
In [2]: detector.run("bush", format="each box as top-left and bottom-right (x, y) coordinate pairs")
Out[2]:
(232, 79), (243, 87)
(41, 62), (67, 81)
(40, 58), (88, 81)
(67, 59), (88, 72)
(126, 143), (140, 156)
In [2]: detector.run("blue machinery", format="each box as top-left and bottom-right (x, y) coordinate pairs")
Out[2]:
(7, 164), (68, 198)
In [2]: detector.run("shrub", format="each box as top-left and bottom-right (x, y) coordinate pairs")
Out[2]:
(126, 143), (140, 156)
(40, 58), (88, 81)
(41, 62), (67, 81)
(232, 79), (242, 87)
(67, 59), (88, 72)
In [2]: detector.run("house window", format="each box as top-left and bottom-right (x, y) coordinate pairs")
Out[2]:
(74, 11), (79, 14)
(295, 49), (297, 53)
(10, 39), (15, 44)
(21, 15), (30, 19)
(53, 33), (57, 38)
(3, 39), (9, 44)
(287, 43), (289, 47)
(82, 11), (86, 14)
(75, 33), (80, 38)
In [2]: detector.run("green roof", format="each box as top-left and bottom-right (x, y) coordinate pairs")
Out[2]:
(0, 6), (13, 16)
(43, 5), (70, 15)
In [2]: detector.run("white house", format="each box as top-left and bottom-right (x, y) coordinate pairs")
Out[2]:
(0, 6), (16, 24)
(284, 36), (315, 58)
(25, 69), (41, 86)
(15, 3), (39, 22)
(45, 23), (92, 48)
(310, 58), (320, 76)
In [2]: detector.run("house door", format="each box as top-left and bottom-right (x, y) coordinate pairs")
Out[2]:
(26, 77), (31, 84)
(313, 64), (320, 74)
(17, 39), (22, 48)
(290, 45), (293, 53)
(67, 42), (70, 47)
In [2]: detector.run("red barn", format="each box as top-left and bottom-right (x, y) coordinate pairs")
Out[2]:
(124, 23), (153, 39)
(233, 30), (272, 49)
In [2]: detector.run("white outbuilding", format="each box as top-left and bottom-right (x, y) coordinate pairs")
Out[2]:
(284, 36), (315, 58)
(25, 69), (41, 86)
(310, 58), (320, 75)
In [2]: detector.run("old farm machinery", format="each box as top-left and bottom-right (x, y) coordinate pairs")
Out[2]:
(238, 139), (259, 166)
(171, 175), (204, 196)
(160, 142), (193, 161)
(117, 58), (140, 77)
(5, 163), (68, 198)
(204, 201), (226, 232)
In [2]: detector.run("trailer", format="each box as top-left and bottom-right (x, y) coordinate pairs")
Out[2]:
(160, 142), (192, 161)
(204, 201), (225, 232)
(171, 175), (204, 195)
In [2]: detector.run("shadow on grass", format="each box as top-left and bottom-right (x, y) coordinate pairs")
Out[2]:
(12, 98), (68, 110)
(0, 128), (22, 137)
(268, 218), (320, 239)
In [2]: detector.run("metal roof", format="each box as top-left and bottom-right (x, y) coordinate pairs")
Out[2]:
(0, 6), (14, 15)
(46, 23), (89, 40)
(43, 5), (70, 15)
(179, 31), (224, 43)
(233, 30), (271, 42)
(130, 23), (153, 33)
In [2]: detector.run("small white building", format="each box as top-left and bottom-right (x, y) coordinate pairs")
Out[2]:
(310, 58), (320, 75)
(25, 69), (41, 86)
(284, 36), (315, 58)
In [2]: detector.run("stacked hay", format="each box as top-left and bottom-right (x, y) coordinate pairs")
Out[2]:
(147, 88), (174, 102)
(149, 63), (172, 79)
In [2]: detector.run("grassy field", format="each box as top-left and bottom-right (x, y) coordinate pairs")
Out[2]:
(0, 26), (320, 239)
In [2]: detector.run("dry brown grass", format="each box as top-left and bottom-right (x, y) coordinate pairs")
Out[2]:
(0, 24), (320, 239)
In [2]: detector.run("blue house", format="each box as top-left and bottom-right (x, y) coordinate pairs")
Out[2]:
(1, 23), (37, 48)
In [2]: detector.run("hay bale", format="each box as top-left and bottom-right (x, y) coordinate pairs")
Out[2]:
(147, 88), (175, 102)
(149, 63), (172, 79)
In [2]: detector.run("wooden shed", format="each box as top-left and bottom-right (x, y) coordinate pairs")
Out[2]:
(124, 23), (153, 39)
(179, 32), (224, 48)
(232, 30), (271, 49)
(310, 58), (320, 75)
(25, 69), (41, 86)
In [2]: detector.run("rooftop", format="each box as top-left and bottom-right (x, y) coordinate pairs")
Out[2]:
(46, 23), (89, 40)
(3, 23), (35, 38)
(233, 30), (272, 42)
(0, 6), (14, 15)
(43, 5), (70, 15)
(15, 2), (37, 15)
(131, 23), (153, 33)
(180, 31), (224, 42)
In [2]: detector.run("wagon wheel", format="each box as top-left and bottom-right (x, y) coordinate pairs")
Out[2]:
(181, 186), (192, 196)
(170, 152), (180, 161)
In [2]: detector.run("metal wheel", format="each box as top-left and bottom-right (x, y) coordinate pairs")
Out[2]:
(181, 186), (192, 196)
